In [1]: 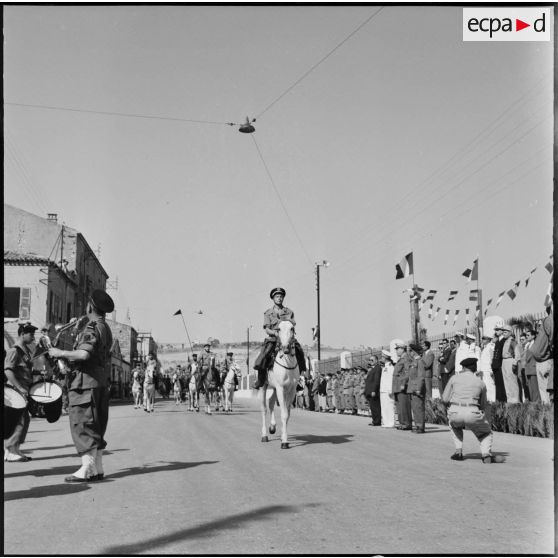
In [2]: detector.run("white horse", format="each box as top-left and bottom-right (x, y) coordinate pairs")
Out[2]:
(188, 363), (200, 412)
(260, 320), (300, 449)
(223, 362), (240, 412)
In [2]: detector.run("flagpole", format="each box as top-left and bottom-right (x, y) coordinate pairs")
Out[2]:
(178, 312), (194, 354)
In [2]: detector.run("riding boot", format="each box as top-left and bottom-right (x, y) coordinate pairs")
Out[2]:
(95, 449), (104, 478)
(254, 369), (267, 390)
(294, 342), (307, 373)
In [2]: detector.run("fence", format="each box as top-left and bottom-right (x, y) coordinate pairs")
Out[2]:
(314, 311), (548, 374)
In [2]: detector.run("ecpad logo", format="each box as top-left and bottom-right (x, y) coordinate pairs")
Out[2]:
(463, 8), (551, 41)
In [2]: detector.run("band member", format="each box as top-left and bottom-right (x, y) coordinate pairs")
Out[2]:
(4, 322), (38, 462)
(48, 289), (114, 482)
(253, 287), (307, 389)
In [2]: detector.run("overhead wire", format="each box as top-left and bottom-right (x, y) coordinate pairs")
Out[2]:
(255, 6), (385, 119)
(250, 134), (314, 267)
(4, 101), (237, 127)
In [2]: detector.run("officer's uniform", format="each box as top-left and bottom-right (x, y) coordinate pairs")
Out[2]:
(343, 373), (355, 414)
(4, 337), (34, 452)
(407, 352), (426, 432)
(325, 375), (334, 410)
(392, 350), (412, 429)
(334, 373), (344, 412)
(442, 358), (493, 460)
(199, 347), (218, 393)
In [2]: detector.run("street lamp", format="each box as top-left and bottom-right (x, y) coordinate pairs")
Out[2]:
(315, 260), (330, 361)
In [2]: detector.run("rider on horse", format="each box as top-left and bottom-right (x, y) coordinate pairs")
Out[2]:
(253, 287), (307, 389)
(198, 343), (218, 391)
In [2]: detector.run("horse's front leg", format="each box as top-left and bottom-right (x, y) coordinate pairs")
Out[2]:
(268, 390), (277, 436)
(276, 388), (291, 449)
(260, 386), (269, 442)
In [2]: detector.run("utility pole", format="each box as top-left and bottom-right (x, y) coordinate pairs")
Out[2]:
(246, 326), (251, 391)
(315, 260), (330, 361)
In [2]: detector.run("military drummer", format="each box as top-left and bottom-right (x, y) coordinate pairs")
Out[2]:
(48, 289), (114, 482)
(442, 357), (496, 463)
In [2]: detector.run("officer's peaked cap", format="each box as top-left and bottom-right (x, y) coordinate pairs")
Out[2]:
(270, 287), (286, 299)
(18, 322), (38, 335)
(460, 357), (478, 371)
(90, 289), (115, 313)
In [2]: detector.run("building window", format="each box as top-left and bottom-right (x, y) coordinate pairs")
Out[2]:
(4, 287), (31, 319)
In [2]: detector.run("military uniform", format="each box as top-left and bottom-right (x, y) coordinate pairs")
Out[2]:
(407, 356), (426, 432)
(333, 373), (343, 413)
(442, 361), (493, 461)
(4, 340), (34, 452)
(67, 317), (112, 455)
(343, 373), (355, 414)
(325, 375), (334, 411)
(392, 352), (412, 429)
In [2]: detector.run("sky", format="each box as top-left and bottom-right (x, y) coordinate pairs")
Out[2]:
(3, 4), (554, 352)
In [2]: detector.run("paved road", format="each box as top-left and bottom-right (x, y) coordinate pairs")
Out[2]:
(4, 392), (554, 555)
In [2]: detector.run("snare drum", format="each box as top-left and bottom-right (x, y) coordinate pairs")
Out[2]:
(29, 380), (63, 423)
(4, 385), (27, 439)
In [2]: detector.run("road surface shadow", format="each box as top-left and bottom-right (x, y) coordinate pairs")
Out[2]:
(102, 503), (320, 554)
(26, 444), (75, 452)
(24, 448), (129, 462)
(289, 433), (354, 447)
(5, 482), (91, 501)
(102, 460), (219, 481)
(462, 451), (509, 463)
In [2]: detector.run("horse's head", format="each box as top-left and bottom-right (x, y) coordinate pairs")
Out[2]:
(277, 320), (296, 354)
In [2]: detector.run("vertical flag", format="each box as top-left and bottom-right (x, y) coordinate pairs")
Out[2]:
(452, 310), (460, 327)
(469, 289), (479, 301)
(395, 252), (414, 279)
(444, 309), (450, 325)
(448, 290), (458, 301)
(462, 259), (479, 282)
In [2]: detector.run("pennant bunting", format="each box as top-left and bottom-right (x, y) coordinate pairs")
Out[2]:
(462, 259), (479, 282)
(395, 252), (414, 280)
(484, 308), (489, 317)
(448, 290), (458, 301)
(476, 304), (480, 317)
(428, 303), (433, 320)
(426, 289), (437, 301)
(444, 309), (450, 325)
(495, 291), (506, 308)
(545, 261), (553, 274)
(544, 279), (553, 308)
(452, 310), (460, 327)
(173, 309), (182, 316)
(507, 281), (521, 301)
(486, 298), (493, 308)
(434, 307), (441, 319)
(525, 268), (537, 287)
(469, 289), (479, 301)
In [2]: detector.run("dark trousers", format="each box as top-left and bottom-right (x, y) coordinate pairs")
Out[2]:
(395, 392), (412, 427)
(439, 372), (454, 396)
(527, 375), (540, 402)
(411, 394), (425, 431)
(492, 366), (507, 402)
(4, 409), (30, 448)
(424, 377), (432, 399)
(69, 387), (110, 455)
(367, 395), (382, 425)
(518, 368), (530, 402)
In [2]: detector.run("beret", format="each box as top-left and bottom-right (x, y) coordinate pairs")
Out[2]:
(90, 289), (115, 313)
(408, 343), (423, 355)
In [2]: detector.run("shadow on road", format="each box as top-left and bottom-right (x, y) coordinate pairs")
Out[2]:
(25, 447), (129, 462)
(103, 460), (219, 481)
(5, 482), (91, 501)
(102, 503), (320, 554)
(26, 444), (75, 452)
(463, 451), (509, 463)
(4, 464), (78, 479)
(289, 433), (354, 447)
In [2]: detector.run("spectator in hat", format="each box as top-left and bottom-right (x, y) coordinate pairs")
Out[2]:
(442, 357), (496, 464)
(479, 335), (496, 403)
(407, 343), (426, 433)
(379, 350), (396, 428)
(4, 322), (38, 462)
(253, 287), (306, 389)
(48, 289), (114, 482)
(421, 340), (434, 399)
(500, 325), (520, 403)
(530, 306), (553, 404)
(392, 341), (412, 430)
(364, 355), (382, 426)
(491, 326), (507, 402)
(317, 373), (328, 412)
(456, 333), (481, 373)
(523, 328), (540, 402)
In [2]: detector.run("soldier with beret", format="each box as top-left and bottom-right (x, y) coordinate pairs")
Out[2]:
(407, 343), (426, 433)
(48, 289), (114, 482)
(442, 357), (496, 463)
(253, 287), (307, 389)
(4, 322), (38, 462)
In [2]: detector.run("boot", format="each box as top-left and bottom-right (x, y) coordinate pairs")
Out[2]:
(253, 369), (267, 390)
(94, 448), (105, 480)
(294, 344), (307, 373)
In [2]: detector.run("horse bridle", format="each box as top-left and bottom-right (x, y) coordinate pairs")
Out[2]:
(274, 349), (298, 370)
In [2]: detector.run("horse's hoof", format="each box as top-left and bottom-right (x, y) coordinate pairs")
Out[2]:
(281, 442), (289, 449)
(269, 424), (276, 434)
(261, 436), (269, 443)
